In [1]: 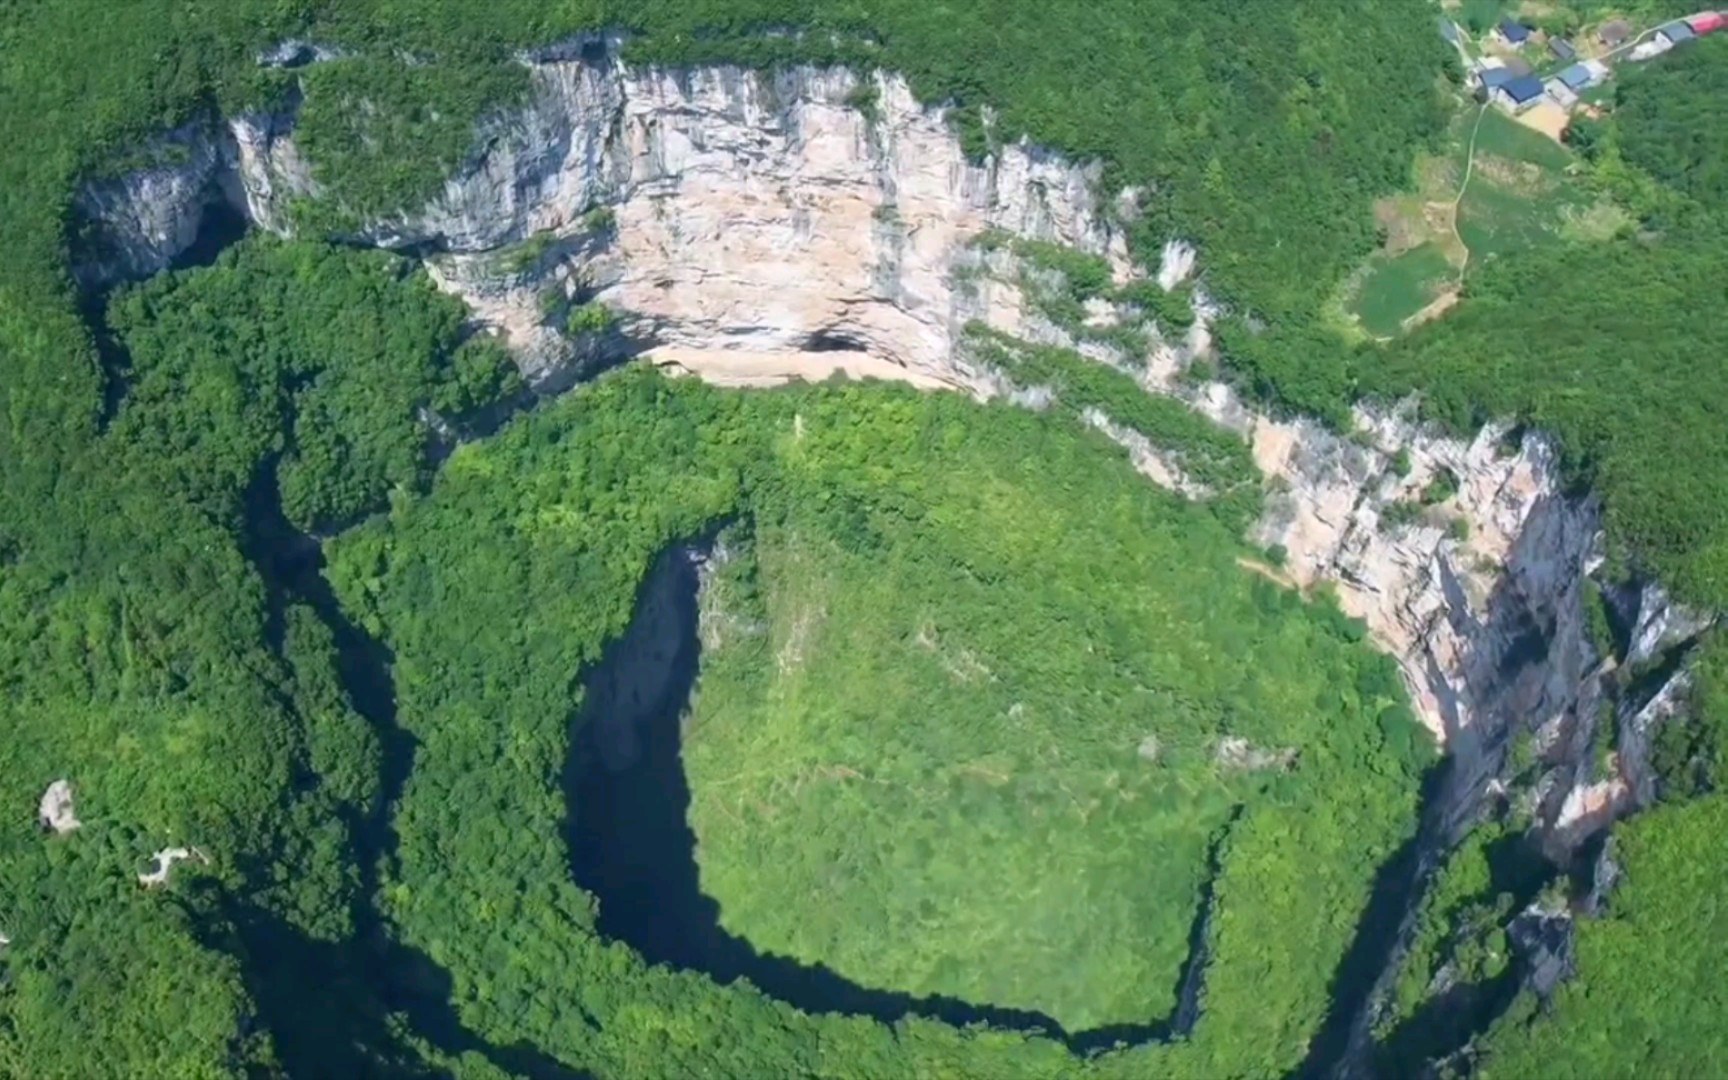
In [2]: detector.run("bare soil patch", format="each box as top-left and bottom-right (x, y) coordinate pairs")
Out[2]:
(1234, 556), (1300, 593)
(1401, 288), (1461, 331)
(1561, 198), (1634, 242)
(1422, 201), (1467, 264)
(1516, 101), (1571, 143)
(1374, 196), (1425, 256)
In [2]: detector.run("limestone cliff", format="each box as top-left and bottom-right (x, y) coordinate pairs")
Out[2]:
(78, 41), (1121, 393)
(70, 35), (1715, 1068)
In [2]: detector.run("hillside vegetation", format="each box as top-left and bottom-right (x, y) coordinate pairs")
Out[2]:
(1216, 33), (1728, 611)
(679, 403), (1420, 1033)
(0, 5), (1452, 1071)
(1360, 30), (1728, 1074)
(1475, 794), (1728, 1077)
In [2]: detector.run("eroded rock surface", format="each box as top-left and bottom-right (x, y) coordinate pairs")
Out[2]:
(38, 779), (81, 834)
(78, 46), (1122, 393)
(138, 846), (205, 888)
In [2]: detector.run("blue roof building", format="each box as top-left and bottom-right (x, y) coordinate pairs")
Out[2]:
(1496, 74), (1545, 108)
(1498, 19), (1533, 44)
(1479, 67), (1512, 89)
(1557, 62), (1596, 91)
(1439, 18), (1461, 44)
(1659, 20), (1696, 45)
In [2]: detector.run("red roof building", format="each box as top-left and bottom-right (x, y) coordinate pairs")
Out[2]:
(1688, 11), (1727, 34)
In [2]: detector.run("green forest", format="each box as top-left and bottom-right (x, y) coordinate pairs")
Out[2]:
(3, 0), (1728, 1077)
(316, 368), (1432, 1077)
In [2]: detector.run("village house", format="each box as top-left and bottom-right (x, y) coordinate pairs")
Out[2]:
(1656, 20), (1696, 50)
(1690, 12), (1728, 35)
(1545, 63), (1588, 107)
(1468, 56), (1505, 90)
(1495, 18), (1533, 46)
(1549, 37), (1577, 61)
(1494, 73), (1546, 112)
(1473, 55), (1533, 101)
(1598, 19), (1631, 48)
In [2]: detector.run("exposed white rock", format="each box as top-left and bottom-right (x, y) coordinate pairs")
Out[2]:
(38, 779), (81, 834)
(1007, 384), (1056, 411)
(1156, 240), (1198, 291)
(256, 40), (347, 68)
(1626, 580), (1714, 668)
(1079, 407), (1209, 499)
(1553, 775), (1632, 846)
(1215, 736), (1297, 772)
(139, 846), (206, 888)
(652, 347), (962, 391)
(77, 49), (1125, 393)
(71, 122), (246, 289)
(1140, 333), (1620, 842)
(1137, 734), (1162, 763)
(1617, 667), (1695, 807)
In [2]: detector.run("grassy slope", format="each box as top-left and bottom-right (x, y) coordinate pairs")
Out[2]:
(1353, 243), (1455, 335)
(1456, 110), (1593, 260)
(689, 528), (1237, 1032)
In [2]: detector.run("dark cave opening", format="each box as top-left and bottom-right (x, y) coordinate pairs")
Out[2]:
(803, 328), (871, 353)
(77, 193), (251, 431)
(562, 538), (1213, 1055)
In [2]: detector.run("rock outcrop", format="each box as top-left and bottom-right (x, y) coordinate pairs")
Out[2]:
(77, 44), (1122, 392)
(138, 846), (207, 888)
(38, 779), (81, 835)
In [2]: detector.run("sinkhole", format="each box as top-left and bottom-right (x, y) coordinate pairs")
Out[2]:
(560, 538), (1211, 1050)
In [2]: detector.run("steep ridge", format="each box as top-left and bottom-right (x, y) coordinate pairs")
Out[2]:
(69, 35), (1710, 1071)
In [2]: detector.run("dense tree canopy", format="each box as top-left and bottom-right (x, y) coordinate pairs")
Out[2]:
(1476, 794), (1728, 1078)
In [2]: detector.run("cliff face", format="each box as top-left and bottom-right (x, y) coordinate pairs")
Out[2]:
(73, 27), (1703, 904)
(78, 43), (1121, 392)
(1151, 341), (1611, 846)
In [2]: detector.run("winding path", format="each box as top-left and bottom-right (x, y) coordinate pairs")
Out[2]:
(1450, 103), (1489, 286)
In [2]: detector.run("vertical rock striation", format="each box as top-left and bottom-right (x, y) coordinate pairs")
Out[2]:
(76, 42), (1124, 391)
